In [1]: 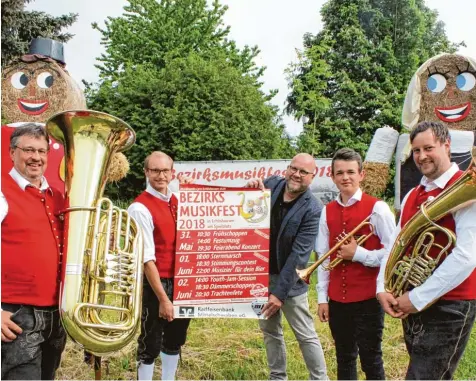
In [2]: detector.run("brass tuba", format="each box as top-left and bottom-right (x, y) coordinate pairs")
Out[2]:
(384, 155), (476, 308)
(46, 110), (144, 355)
(296, 214), (375, 284)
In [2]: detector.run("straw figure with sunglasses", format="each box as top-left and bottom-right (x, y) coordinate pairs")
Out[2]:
(245, 153), (328, 380)
(127, 151), (193, 381)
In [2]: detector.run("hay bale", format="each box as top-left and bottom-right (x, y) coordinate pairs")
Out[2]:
(361, 162), (390, 197)
(418, 54), (476, 131)
(107, 153), (130, 183)
(1, 57), (86, 124)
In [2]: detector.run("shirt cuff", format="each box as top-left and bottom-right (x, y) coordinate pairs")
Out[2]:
(317, 290), (329, 304)
(376, 280), (386, 294)
(143, 249), (156, 264)
(352, 246), (367, 264)
(408, 290), (426, 312)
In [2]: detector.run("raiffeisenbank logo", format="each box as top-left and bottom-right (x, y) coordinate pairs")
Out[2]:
(237, 191), (270, 223)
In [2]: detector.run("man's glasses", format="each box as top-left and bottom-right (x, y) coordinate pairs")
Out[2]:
(287, 165), (314, 177)
(146, 167), (172, 176)
(14, 146), (49, 157)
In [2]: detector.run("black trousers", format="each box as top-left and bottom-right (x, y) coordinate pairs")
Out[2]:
(1, 304), (66, 380)
(329, 298), (385, 380)
(403, 299), (476, 380)
(137, 279), (191, 365)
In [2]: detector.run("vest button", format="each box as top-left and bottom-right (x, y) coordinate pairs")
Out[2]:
(343, 290), (347, 294)
(342, 276), (346, 280)
(342, 283), (346, 287)
(342, 296), (346, 300)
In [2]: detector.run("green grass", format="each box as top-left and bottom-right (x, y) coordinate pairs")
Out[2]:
(56, 279), (476, 380)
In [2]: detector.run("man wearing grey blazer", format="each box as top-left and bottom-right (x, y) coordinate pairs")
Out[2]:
(246, 153), (328, 380)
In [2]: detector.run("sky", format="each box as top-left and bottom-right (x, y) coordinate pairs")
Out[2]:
(27, 0), (476, 136)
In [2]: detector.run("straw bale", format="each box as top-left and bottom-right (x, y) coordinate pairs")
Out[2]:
(419, 54), (475, 131)
(361, 162), (389, 197)
(107, 153), (130, 183)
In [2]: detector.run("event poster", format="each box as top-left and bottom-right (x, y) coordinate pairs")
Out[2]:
(173, 184), (270, 319)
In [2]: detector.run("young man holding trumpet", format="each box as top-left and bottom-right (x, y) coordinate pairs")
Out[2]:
(316, 148), (396, 380)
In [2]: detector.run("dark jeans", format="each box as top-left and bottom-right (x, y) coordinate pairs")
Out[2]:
(404, 299), (476, 380)
(1, 304), (66, 380)
(329, 298), (385, 380)
(137, 279), (191, 365)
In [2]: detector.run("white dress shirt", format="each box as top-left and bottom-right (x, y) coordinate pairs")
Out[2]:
(376, 163), (476, 311)
(0, 168), (50, 222)
(127, 184), (173, 264)
(316, 188), (396, 303)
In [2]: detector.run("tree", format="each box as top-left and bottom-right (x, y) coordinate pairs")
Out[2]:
(1, 0), (78, 67)
(88, 0), (294, 199)
(286, 0), (460, 158)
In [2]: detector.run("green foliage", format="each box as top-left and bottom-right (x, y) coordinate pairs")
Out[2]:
(286, 0), (460, 160)
(1, 0), (77, 67)
(87, 0), (295, 199)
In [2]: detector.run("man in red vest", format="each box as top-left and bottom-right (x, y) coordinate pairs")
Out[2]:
(316, 148), (396, 380)
(128, 151), (190, 381)
(377, 121), (476, 379)
(1, 124), (66, 380)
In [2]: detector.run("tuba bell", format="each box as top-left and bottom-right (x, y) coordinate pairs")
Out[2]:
(46, 110), (144, 355)
(296, 214), (375, 284)
(384, 155), (476, 309)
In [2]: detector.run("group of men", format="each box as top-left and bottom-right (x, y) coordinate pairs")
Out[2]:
(1, 120), (476, 380)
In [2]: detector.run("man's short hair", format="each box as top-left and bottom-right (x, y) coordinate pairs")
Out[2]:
(144, 151), (174, 169)
(409, 121), (450, 144)
(331, 148), (362, 174)
(10, 124), (50, 149)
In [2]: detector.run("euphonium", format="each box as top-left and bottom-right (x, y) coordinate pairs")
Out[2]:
(296, 214), (375, 284)
(46, 110), (144, 355)
(384, 155), (476, 308)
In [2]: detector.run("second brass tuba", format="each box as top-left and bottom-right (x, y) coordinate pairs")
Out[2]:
(384, 155), (476, 308)
(46, 110), (144, 355)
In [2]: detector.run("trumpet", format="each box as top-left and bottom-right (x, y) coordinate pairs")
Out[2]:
(296, 215), (375, 284)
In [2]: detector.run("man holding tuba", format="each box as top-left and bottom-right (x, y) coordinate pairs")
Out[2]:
(1, 125), (66, 380)
(377, 121), (476, 380)
(316, 148), (396, 380)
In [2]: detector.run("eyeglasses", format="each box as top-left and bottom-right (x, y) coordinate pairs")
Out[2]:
(14, 146), (49, 156)
(146, 167), (172, 176)
(287, 165), (314, 177)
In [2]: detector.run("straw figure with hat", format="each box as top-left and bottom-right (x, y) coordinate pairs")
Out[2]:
(1, 37), (129, 190)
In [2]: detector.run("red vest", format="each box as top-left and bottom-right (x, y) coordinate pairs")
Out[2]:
(401, 171), (476, 300)
(134, 191), (177, 278)
(1, 175), (64, 306)
(327, 193), (383, 303)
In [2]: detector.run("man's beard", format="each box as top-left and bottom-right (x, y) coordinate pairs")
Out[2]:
(286, 180), (306, 194)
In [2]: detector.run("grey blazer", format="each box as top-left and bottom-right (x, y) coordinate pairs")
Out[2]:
(264, 176), (323, 301)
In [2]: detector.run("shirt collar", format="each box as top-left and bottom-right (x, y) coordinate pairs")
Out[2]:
(145, 183), (172, 202)
(337, 188), (362, 207)
(9, 167), (51, 193)
(420, 162), (459, 191)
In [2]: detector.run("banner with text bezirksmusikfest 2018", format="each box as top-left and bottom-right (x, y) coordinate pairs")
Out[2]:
(170, 159), (338, 206)
(173, 183), (271, 319)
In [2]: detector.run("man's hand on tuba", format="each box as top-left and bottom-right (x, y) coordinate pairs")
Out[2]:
(377, 292), (408, 319)
(395, 292), (417, 315)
